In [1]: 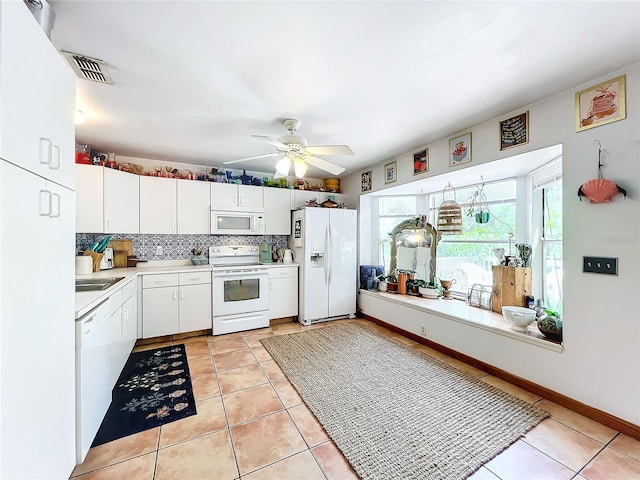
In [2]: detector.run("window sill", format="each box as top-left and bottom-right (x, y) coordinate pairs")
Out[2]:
(358, 290), (563, 353)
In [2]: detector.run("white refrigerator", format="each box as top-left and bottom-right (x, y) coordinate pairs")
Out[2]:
(290, 208), (357, 325)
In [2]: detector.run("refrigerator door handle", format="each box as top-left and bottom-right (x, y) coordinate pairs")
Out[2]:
(327, 224), (332, 285)
(324, 225), (330, 285)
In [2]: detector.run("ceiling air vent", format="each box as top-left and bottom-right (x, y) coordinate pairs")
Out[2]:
(61, 50), (114, 85)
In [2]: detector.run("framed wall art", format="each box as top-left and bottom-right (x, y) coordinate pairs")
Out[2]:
(413, 149), (429, 175)
(575, 75), (626, 132)
(449, 132), (471, 167)
(500, 111), (529, 150)
(384, 161), (396, 184)
(361, 171), (372, 192)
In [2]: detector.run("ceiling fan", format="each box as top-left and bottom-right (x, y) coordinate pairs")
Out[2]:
(223, 119), (353, 178)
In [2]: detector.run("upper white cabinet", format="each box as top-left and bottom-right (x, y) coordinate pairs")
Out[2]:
(140, 176), (177, 234)
(211, 183), (263, 210)
(76, 164), (104, 233)
(264, 187), (292, 234)
(0, 1), (75, 189)
(104, 168), (139, 234)
(140, 177), (210, 234)
(177, 178), (210, 234)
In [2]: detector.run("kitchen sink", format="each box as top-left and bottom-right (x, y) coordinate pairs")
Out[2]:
(75, 277), (125, 292)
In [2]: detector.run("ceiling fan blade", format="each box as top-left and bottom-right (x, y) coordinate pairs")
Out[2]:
(222, 152), (282, 165)
(305, 155), (346, 176)
(305, 145), (354, 156)
(251, 135), (290, 151)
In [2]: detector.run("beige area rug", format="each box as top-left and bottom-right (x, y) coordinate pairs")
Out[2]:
(261, 322), (548, 480)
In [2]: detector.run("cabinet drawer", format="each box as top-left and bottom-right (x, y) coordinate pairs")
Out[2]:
(121, 278), (137, 302)
(107, 289), (123, 316)
(179, 271), (211, 286)
(143, 273), (179, 289)
(268, 266), (298, 278)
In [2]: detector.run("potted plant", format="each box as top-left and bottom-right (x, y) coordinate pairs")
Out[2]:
(466, 183), (490, 224)
(385, 274), (398, 293)
(407, 279), (427, 295)
(537, 309), (563, 341)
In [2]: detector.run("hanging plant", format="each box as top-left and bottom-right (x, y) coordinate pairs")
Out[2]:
(466, 182), (490, 223)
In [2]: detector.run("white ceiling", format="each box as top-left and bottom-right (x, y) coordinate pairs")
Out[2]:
(49, 1), (640, 178)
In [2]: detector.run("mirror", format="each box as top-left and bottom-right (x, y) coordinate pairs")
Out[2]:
(388, 217), (439, 285)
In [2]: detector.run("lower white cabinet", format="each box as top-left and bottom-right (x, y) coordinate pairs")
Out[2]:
(142, 271), (212, 338)
(269, 265), (299, 320)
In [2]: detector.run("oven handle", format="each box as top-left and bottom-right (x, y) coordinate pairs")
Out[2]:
(213, 270), (268, 278)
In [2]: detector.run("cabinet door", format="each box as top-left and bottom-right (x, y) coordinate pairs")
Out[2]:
(142, 286), (179, 338)
(210, 182), (239, 209)
(140, 176), (177, 234)
(179, 283), (212, 333)
(106, 307), (124, 388)
(76, 164), (104, 232)
(121, 296), (138, 363)
(238, 184), (264, 208)
(0, 161), (76, 478)
(177, 178), (210, 233)
(0, 1), (75, 189)
(269, 276), (299, 320)
(104, 168), (140, 234)
(264, 187), (292, 234)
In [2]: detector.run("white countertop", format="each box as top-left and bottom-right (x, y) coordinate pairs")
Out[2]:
(75, 260), (299, 319)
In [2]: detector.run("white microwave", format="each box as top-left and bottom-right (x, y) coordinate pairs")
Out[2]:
(211, 210), (265, 235)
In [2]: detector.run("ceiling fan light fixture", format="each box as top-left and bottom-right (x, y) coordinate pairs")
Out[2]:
(294, 157), (307, 178)
(276, 157), (291, 176)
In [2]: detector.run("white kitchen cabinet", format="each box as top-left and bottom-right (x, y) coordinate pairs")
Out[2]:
(104, 167), (140, 234)
(269, 265), (299, 320)
(1, 161), (76, 477)
(140, 176), (209, 234)
(76, 164), (104, 232)
(264, 187), (293, 234)
(211, 182), (264, 209)
(0, 1), (75, 190)
(292, 189), (343, 209)
(140, 176), (177, 233)
(141, 271), (211, 338)
(177, 178), (210, 233)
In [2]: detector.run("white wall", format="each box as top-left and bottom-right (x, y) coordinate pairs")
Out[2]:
(343, 62), (640, 425)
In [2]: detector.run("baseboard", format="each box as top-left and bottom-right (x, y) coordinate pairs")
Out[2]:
(359, 313), (640, 441)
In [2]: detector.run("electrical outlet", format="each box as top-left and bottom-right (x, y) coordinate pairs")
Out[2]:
(583, 256), (618, 275)
(155, 245), (163, 256)
(420, 325), (427, 336)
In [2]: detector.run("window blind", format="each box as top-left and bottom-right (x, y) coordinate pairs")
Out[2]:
(531, 157), (562, 190)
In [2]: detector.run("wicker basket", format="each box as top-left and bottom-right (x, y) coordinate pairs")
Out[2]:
(437, 183), (463, 235)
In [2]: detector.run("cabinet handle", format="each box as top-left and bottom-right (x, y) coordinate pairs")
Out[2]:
(178, 222), (183, 232)
(39, 137), (53, 166)
(173, 289), (178, 300)
(106, 219), (112, 230)
(50, 192), (61, 218)
(39, 190), (52, 216)
(171, 222), (176, 232)
(180, 289), (184, 299)
(51, 144), (61, 169)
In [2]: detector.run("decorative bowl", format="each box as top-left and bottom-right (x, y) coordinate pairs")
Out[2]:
(190, 256), (207, 265)
(501, 306), (536, 332)
(537, 316), (563, 341)
(419, 287), (439, 298)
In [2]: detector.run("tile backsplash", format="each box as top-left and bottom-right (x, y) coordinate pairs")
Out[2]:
(76, 233), (289, 261)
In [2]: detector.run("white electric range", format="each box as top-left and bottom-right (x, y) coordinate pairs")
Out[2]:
(209, 245), (270, 335)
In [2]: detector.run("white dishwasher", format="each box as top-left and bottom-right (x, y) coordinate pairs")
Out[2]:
(75, 299), (112, 463)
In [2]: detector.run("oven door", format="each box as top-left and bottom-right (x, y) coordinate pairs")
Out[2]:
(213, 269), (269, 317)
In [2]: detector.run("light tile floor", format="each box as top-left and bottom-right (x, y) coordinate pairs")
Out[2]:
(71, 319), (640, 480)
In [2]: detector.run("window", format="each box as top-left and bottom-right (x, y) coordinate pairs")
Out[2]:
(378, 196), (416, 273)
(428, 180), (517, 295)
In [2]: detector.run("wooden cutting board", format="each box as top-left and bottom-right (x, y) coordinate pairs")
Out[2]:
(108, 239), (133, 268)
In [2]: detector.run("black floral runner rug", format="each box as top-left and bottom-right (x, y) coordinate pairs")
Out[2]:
(92, 344), (197, 447)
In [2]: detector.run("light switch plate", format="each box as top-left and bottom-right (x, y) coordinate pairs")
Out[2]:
(583, 256), (618, 275)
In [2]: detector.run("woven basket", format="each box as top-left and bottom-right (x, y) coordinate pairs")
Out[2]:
(437, 184), (463, 235)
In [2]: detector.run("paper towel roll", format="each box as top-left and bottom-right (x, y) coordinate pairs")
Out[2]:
(75, 255), (93, 275)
